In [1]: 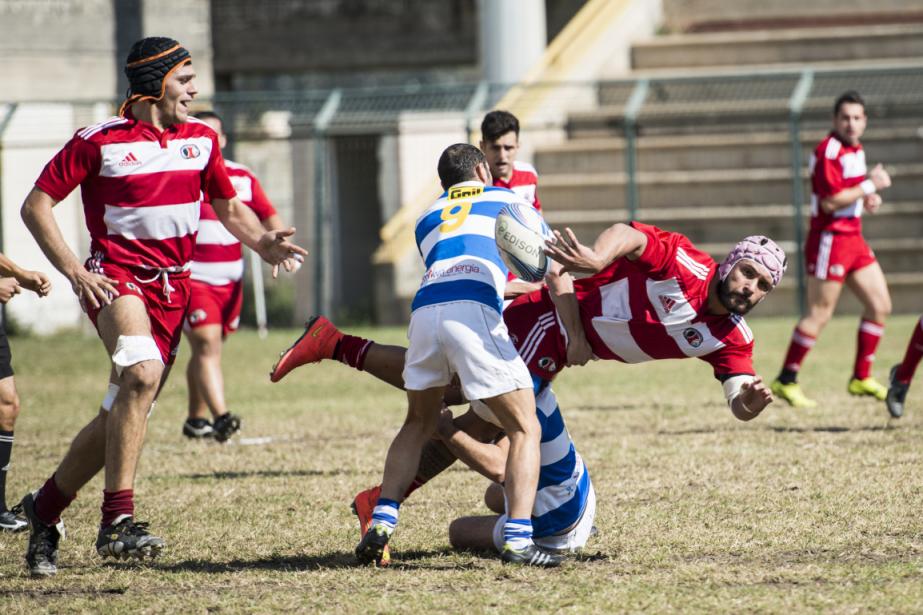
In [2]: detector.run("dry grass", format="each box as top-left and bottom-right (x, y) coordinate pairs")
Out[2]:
(1, 315), (922, 613)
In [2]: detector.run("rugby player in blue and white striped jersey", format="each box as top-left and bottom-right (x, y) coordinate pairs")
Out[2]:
(443, 382), (595, 555)
(355, 144), (562, 568)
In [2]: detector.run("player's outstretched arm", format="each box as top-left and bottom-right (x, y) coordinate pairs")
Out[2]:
(437, 408), (509, 483)
(546, 259), (592, 366)
(545, 223), (647, 275)
(21, 187), (116, 308)
(0, 251), (51, 297)
(212, 196), (308, 278)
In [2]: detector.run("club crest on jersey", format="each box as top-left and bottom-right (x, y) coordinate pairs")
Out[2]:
(658, 295), (677, 313)
(448, 185), (482, 200)
(180, 144), (201, 159)
(683, 327), (703, 348)
(188, 308), (207, 325)
(538, 357), (558, 373)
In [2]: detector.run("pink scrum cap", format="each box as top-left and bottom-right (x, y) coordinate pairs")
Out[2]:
(718, 236), (787, 287)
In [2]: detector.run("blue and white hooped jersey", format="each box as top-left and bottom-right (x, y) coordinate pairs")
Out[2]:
(412, 182), (522, 314)
(532, 384), (593, 538)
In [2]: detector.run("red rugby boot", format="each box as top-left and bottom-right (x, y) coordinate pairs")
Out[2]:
(270, 316), (342, 382)
(351, 485), (390, 567)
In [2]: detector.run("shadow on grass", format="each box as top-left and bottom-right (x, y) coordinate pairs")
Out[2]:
(767, 424), (897, 434)
(159, 548), (472, 573)
(170, 468), (359, 481)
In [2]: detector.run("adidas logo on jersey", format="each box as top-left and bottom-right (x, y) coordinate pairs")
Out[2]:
(118, 152), (141, 167)
(659, 295), (677, 313)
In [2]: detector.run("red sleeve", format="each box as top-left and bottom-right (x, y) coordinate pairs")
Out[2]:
(204, 137), (236, 201)
(246, 173), (277, 220)
(532, 186), (542, 212)
(34, 133), (100, 202)
(700, 341), (755, 379)
(812, 142), (846, 199)
(628, 221), (680, 277)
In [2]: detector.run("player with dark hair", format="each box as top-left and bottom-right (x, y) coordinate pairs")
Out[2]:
(0, 259), (51, 532)
(15, 36), (306, 576)
(181, 111), (292, 442)
(772, 91), (893, 408)
(480, 110), (541, 212)
(886, 316), (923, 418)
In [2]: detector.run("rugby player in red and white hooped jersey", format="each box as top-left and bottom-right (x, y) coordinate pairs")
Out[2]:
(479, 110), (545, 298)
(771, 91), (893, 409)
(181, 111), (291, 442)
(15, 37), (306, 577)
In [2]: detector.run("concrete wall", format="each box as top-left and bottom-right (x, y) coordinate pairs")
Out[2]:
(0, 0), (116, 101)
(0, 104), (101, 333)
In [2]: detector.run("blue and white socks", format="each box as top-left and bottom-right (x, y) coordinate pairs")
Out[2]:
(503, 518), (534, 551)
(370, 497), (400, 535)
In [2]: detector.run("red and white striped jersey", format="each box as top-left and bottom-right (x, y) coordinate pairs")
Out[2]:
(809, 132), (866, 235)
(191, 160), (277, 286)
(572, 222), (755, 378)
(494, 160), (541, 212)
(34, 112), (235, 270)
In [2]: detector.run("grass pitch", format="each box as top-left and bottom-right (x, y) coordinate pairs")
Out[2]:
(1, 315), (922, 613)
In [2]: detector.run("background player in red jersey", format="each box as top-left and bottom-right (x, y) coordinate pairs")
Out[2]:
(479, 110), (542, 212)
(771, 92), (893, 408)
(0, 258), (50, 533)
(15, 37), (306, 577)
(885, 316), (923, 418)
(182, 111), (291, 442)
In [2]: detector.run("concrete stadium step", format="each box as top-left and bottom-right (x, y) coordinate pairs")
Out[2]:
(568, 99), (922, 139)
(543, 202), (923, 246)
(534, 129), (923, 175)
(538, 163), (923, 210)
(631, 25), (923, 71)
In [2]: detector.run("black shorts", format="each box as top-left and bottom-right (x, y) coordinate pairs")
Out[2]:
(0, 324), (14, 380)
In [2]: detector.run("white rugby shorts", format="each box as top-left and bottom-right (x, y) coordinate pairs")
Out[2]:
(403, 300), (533, 401)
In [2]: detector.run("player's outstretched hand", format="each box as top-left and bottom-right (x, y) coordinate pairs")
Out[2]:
(256, 227), (309, 278)
(436, 406), (458, 441)
(740, 376), (773, 417)
(0, 278), (21, 304)
(69, 267), (119, 310)
(544, 228), (605, 274)
(863, 192), (882, 214)
(16, 269), (52, 297)
(869, 163), (891, 191)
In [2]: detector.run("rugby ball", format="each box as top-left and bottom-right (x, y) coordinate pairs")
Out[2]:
(495, 203), (553, 282)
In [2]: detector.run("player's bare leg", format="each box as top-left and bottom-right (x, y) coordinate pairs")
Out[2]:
(356, 386), (445, 566)
(480, 388), (540, 523)
(773, 277), (843, 408)
(92, 296), (166, 560)
(185, 324), (238, 440)
(449, 515), (500, 552)
(0, 376), (26, 531)
(845, 261), (891, 399)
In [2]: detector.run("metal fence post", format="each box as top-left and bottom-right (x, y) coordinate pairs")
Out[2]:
(788, 69), (813, 316)
(312, 89), (342, 316)
(624, 79), (648, 221)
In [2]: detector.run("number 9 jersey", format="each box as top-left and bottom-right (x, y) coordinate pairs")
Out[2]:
(411, 181), (527, 314)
